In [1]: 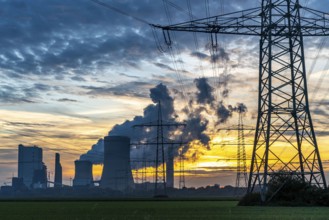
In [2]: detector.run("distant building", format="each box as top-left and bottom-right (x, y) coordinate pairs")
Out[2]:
(54, 153), (62, 187)
(18, 144), (46, 189)
(32, 164), (47, 189)
(12, 177), (25, 191)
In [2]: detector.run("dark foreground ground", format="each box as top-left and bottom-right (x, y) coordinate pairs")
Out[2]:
(1, 200), (329, 220)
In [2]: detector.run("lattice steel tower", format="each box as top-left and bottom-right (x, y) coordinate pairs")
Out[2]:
(154, 0), (329, 200)
(236, 109), (248, 190)
(134, 101), (186, 196)
(134, 101), (167, 196)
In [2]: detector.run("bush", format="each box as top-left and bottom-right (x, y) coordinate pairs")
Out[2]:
(238, 193), (261, 206)
(239, 173), (329, 206)
(267, 174), (312, 205)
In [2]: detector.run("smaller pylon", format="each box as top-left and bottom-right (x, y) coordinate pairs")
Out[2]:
(133, 101), (186, 197)
(236, 109), (248, 192)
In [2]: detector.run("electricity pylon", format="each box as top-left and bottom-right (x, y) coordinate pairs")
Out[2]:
(236, 110), (248, 191)
(134, 101), (186, 197)
(154, 0), (329, 201)
(216, 117), (254, 193)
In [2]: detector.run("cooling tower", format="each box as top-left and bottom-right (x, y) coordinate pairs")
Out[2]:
(166, 147), (174, 188)
(100, 136), (134, 191)
(73, 160), (94, 187)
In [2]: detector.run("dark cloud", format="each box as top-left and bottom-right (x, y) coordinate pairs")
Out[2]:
(0, 0), (263, 80)
(0, 0), (161, 79)
(4, 121), (55, 128)
(34, 83), (51, 91)
(82, 81), (153, 98)
(154, 62), (175, 71)
(57, 98), (78, 102)
(194, 77), (215, 105)
(119, 73), (140, 79)
(71, 76), (86, 82)
(0, 85), (36, 104)
(190, 51), (209, 60)
(313, 107), (329, 117)
(216, 101), (232, 124)
(221, 88), (229, 98)
(151, 73), (176, 84)
(197, 166), (237, 171)
(191, 47), (230, 63)
(210, 47), (230, 63)
(230, 103), (248, 114)
(0, 0), (322, 85)
(181, 76), (236, 148)
(316, 130), (329, 137)
(0, 82), (61, 104)
(182, 111), (210, 146)
(44, 133), (101, 140)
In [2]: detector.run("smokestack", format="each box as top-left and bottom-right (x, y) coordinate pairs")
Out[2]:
(73, 160), (93, 187)
(166, 146), (174, 188)
(100, 136), (134, 191)
(54, 153), (62, 187)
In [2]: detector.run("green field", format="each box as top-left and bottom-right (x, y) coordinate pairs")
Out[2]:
(1, 200), (329, 220)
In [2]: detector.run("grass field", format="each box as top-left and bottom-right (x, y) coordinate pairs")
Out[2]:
(1, 200), (329, 220)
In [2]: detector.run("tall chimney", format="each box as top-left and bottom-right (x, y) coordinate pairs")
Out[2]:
(166, 146), (174, 188)
(54, 153), (62, 187)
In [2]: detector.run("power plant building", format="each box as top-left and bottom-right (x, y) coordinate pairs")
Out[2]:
(54, 153), (62, 187)
(18, 144), (46, 189)
(73, 160), (94, 187)
(12, 177), (25, 191)
(100, 136), (134, 191)
(32, 164), (47, 189)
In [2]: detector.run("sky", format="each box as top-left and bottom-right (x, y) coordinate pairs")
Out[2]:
(1, 0), (329, 188)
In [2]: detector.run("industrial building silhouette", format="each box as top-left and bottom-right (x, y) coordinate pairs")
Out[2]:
(1, 135), (182, 197)
(18, 145), (47, 189)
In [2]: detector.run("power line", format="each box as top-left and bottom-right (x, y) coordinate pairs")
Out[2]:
(162, 0), (191, 106)
(187, 0), (205, 77)
(310, 56), (329, 102)
(307, 38), (327, 78)
(89, 0), (150, 25)
(164, 0), (199, 19)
